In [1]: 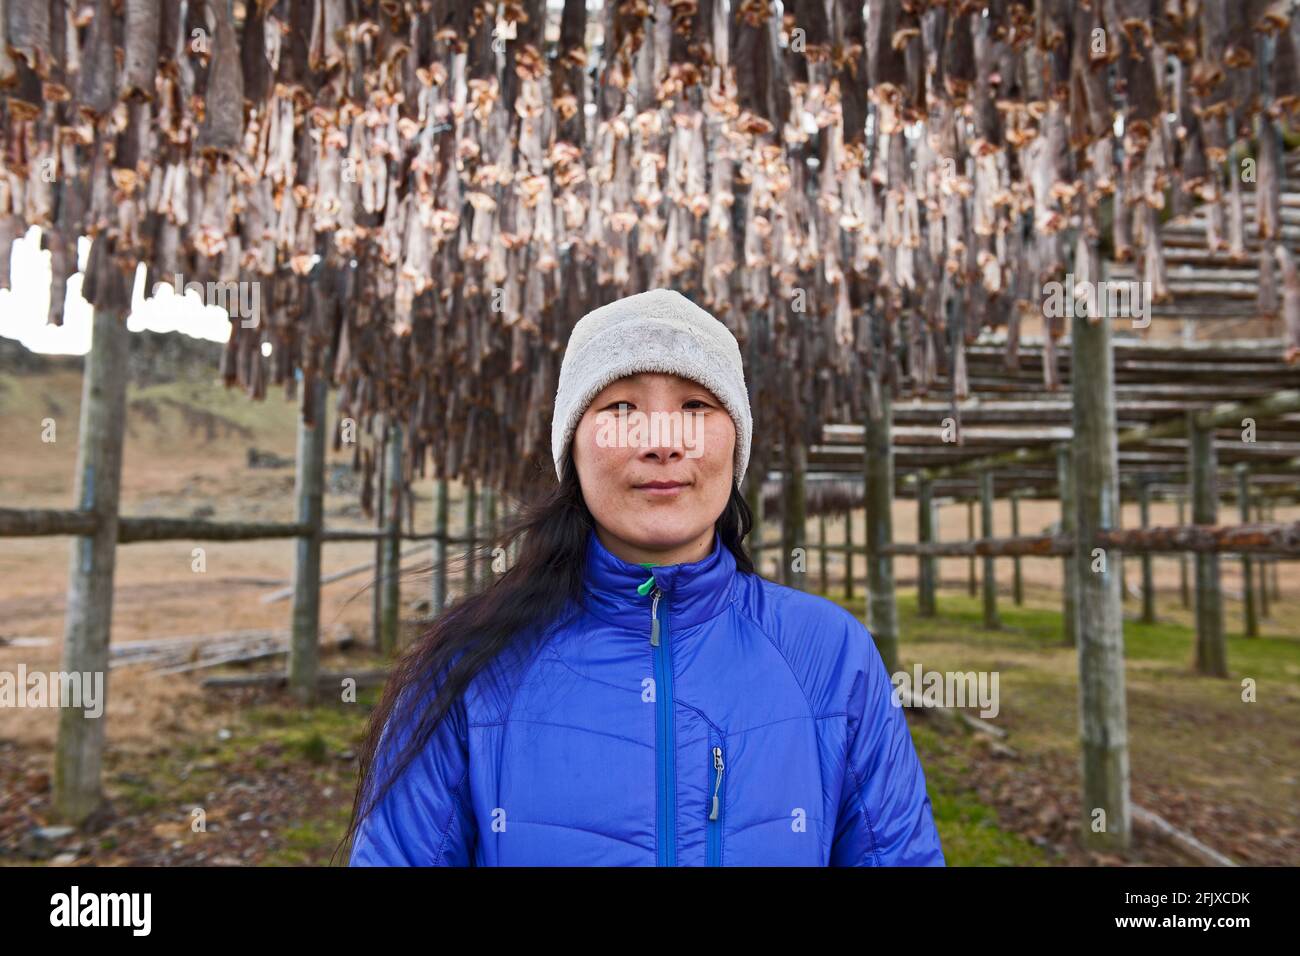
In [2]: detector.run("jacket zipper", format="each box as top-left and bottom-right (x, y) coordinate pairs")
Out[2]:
(707, 737), (725, 866)
(650, 586), (676, 866)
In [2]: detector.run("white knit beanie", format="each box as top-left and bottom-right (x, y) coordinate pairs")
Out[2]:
(551, 288), (752, 486)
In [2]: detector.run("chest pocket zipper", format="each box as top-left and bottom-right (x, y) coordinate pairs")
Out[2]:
(707, 739), (724, 865)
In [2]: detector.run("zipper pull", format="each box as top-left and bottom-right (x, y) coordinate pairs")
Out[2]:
(709, 745), (724, 820)
(650, 587), (662, 646)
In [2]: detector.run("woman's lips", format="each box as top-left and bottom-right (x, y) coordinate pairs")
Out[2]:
(634, 480), (689, 495)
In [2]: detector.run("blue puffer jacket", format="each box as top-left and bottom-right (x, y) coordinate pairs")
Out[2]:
(349, 527), (946, 866)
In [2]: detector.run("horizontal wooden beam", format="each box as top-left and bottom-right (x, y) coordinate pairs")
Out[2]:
(116, 517), (311, 543)
(0, 508), (99, 537)
(908, 391), (1300, 484)
(759, 521), (1300, 557)
(0, 508), (477, 545)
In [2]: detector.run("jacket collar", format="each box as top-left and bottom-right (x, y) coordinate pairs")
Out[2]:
(581, 526), (737, 632)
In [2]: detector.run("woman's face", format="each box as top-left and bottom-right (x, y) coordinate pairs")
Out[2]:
(573, 372), (736, 565)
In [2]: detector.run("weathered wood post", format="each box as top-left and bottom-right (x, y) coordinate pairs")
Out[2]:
(1236, 464), (1258, 637)
(1071, 271), (1131, 851)
(371, 426), (387, 649)
(379, 420), (403, 654)
(818, 511), (828, 594)
(464, 479), (478, 595)
(480, 484), (496, 582)
(980, 470), (1000, 629)
(431, 477), (449, 616)
(1255, 499), (1271, 620)
(1009, 489), (1023, 606)
(505, 499), (520, 565)
(744, 465), (763, 564)
(1137, 478), (1156, 625)
(966, 499), (977, 597)
(1116, 482), (1127, 605)
(865, 391), (898, 673)
(54, 307), (129, 826)
(1189, 412), (1227, 676)
(1177, 493), (1190, 608)
(489, 487), (499, 565)
(1056, 445), (1077, 646)
(289, 360), (330, 703)
(917, 476), (936, 617)
(843, 504), (855, 601)
(782, 439), (807, 590)
(1267, 502), (1281, 603)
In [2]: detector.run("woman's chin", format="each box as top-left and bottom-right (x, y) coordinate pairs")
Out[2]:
(617, 523), (710, 557)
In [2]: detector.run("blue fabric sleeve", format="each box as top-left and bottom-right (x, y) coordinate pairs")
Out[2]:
(830, 622), (946, 866)
(348, 683), (476, 866)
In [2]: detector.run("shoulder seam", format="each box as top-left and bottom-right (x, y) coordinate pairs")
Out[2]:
(733, 600), (819, 720)
(735, 581), (856, 721)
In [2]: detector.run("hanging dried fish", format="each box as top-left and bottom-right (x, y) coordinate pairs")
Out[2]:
(123, 0), (161, 100)
(75, 0), (115, 119)
(196, 0), (245, 156)
(5, 0), (50, 77)
(0, 0), (1295, 500)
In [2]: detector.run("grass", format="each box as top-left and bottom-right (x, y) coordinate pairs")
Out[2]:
(128, 378), (298, 445)
(909, 722), (1053, 866)
(826, 583), (1300, 864)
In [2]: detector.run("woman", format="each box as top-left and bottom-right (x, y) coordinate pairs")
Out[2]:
(343, 288), (945, 866)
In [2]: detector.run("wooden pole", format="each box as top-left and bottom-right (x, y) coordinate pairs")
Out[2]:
(1177, 494), (1190, 608)
(1236, 464), (1258, 638)
(54, 307), (129, 826)
(288, 365), (329, 704)
(1256, 498), (1271, 620)
(744, 466), (763, 561)
(431, 477), (449, 616)
(1010, 490), (1023, 606)
(966, 500), (977, 597)
(843, 505), (855, 601)
(1138, 479), (1156, 624)
(371, 425), (386, 649)
(379, 421), (403, 654)
(979, 471), (1000, 628)
(480, 484), (496, 581)
(782, 439), (807, 590)
(464, 479), (477, 595)
(1057, 445), (1077, 647)
(917, 477), (936, 617)
(1117, 484), (1127, 606)
(865, 391), (899, 673)
(1268, 502), (1281, 602)
(1071, 283), (1131, 851)
(818, 511), (828, 594)
(1189, 412), (1227, 676)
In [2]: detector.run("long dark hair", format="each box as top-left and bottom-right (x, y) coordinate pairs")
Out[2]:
(333, 449), (756, 864)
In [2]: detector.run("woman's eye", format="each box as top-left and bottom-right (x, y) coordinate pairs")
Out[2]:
(606, 401), (634, 413)
(684, 399), (711, 410)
